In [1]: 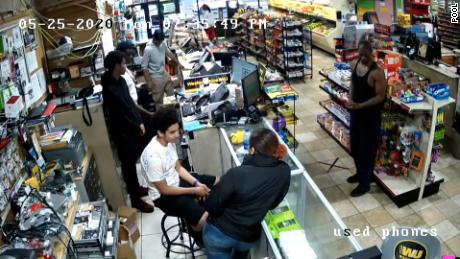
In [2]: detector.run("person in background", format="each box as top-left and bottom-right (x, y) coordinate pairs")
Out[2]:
(142, 30), (183, 110)
(101, 51), (154, 213)
(140, 107), (219, 241)
(116, 41), (155, 148)
(345, 40), (387, 197)
(203, 128), (291, 259)
(201, 4), (216, 42)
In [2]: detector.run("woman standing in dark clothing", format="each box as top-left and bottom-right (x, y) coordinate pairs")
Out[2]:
(102, 50), (154, 213)
(345, 40), (387, 197)
(203, 128), (291, 259)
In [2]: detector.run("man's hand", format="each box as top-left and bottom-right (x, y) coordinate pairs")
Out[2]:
(197, 182), (210, 193)
(140, 124), (146, 136)
(345, 101), (361, 110)
(178, 64), (185, 70)
(194, 186), (210, 197)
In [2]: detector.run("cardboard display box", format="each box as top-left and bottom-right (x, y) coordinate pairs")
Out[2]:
(117, 207), (140, 259)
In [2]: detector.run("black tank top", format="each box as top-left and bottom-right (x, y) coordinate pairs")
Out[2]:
(351, 59), (382, 118)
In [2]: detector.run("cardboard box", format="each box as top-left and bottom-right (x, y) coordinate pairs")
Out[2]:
(118, 242), (137, 259)
(117, 207), (140, 243)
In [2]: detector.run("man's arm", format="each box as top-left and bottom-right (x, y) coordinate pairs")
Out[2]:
(142, 47), (155, 88)
(136, 104), (154, 116)
(205, 173), (234, 216)
(153, 180), (205, 196)
(176, 161), (199, 186)
(356, 68), (387, 109)
(166, 49), (184, 69)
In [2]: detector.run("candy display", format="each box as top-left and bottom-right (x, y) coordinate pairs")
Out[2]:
(399, 88), (424, 104)
(317, 113), (350, 150)
(320, 81), (350, 103)
(426, 83), (451, 100)
(320, 99), (350, 126)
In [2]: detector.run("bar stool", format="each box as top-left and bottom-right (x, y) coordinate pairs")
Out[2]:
(160, 214), (200, 259)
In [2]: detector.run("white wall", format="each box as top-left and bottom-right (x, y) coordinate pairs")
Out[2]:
(0, 0), (25, 14)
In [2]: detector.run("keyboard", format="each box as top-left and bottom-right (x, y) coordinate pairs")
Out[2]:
(195, 113), (209, 120)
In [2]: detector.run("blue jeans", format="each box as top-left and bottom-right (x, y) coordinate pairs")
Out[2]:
(203, 222), (257, 259)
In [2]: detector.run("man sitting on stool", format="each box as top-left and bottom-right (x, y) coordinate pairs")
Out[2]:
(140, 107), (219, 238)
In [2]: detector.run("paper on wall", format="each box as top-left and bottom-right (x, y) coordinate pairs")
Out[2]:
(16, 57), (29, 86)
(12, 27), (23, 49)
(24, 74), (41, 108)
(36, 68), (46, 93)
(1, 60), (11, 83)
(26, 50), (38, 72)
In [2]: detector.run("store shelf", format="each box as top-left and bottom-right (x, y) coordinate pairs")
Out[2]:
(319, 69), (350, 91)
(318, 86), (349, 108)
(390, 96), (432, 112)
(319, 100), (350, 128)
(317, 119), (351, 154)
(373, 170), (444, 207)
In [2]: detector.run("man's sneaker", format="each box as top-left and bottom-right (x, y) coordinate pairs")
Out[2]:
(347, 174), (359, 183)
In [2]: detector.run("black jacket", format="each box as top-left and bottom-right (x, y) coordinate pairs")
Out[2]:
(102, 72), (143, 137)
(205, 154), (291, 242)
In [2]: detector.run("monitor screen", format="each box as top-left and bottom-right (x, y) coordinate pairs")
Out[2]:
(418, 42), (428, 59)
(258, 63), (267, 87)
(231, 57), (257, 84)
(242, 70), (260, 107)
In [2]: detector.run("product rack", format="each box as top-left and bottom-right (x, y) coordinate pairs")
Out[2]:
(404, 0), (432, 24)
(318, 66), (456, 207)
(437, 8), (460, 49)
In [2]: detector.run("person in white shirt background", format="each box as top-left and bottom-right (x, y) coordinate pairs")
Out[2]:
(201, 4), (217, 42)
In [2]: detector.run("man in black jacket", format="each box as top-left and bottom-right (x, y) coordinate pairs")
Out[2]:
(102, 50), (153, 213)
(204, 128), (291, 258)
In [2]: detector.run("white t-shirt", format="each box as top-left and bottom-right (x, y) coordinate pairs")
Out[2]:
(140, 136), (180, 200)
(122, 71), (138, 103)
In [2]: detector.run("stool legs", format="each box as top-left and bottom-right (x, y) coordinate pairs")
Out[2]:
(161, 214), (172, 258)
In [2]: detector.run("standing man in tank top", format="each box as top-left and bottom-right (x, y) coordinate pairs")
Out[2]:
(345, 40), (387, 197)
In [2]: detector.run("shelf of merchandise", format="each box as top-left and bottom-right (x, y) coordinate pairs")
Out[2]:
(438, 8), (460, 49)
(317, 116), (351, 154)
(318, 65), (455, 206)
(319, 100), (350, 128)
(404, 0), (432, 24)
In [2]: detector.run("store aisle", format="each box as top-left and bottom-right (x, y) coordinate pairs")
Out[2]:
(136, 49), (460, 258)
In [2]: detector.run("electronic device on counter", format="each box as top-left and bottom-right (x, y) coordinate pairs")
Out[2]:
(242, 70), (261, 108)
(210, 83), (229, 103)
(0, 249), (36, 259)
(238, 116), (249, 125)
(231, 57), (257, 84)
(42, 130), (86, 166)
(190, 49), (211, 75)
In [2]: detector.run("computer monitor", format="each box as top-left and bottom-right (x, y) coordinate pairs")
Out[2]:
(231, 57), (257, 84)
(242, 70), (261, 107)
(258, 63), (267, 87)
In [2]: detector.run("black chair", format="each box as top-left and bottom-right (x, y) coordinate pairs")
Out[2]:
(160, 214), (200, 259)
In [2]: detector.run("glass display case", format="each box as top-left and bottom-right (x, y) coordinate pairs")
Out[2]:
(217, 118), (362, 258)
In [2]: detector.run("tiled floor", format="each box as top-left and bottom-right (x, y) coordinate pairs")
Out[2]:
(134, 48), (460, 258)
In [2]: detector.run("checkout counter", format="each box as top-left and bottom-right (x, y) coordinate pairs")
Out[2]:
(176, 81), (364, 257)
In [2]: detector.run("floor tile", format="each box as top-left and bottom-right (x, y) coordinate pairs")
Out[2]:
(355, 229), (383, 251)
(311, 149), (336, 162)
(296, 132), (318, 143)
(451, 194), (460, 207)
(349, 193), (381, 213)
(304, 162), (327, 177)
(322, 186), (348, 203)
(337, 183), (356, 196)
(432, 220), (460, 242)
(396, 213), (427, 229)
(369, 191), (393, 207)
(446, 234), (460, 255)
(417, 206), (446, 226)
(441, 178), (460, 197)
(296, 152), (316, 165)
(342, 214), (370, 231)
(329, 169), (353, 185)
(385, 203), (415, 219)
(141, 210), (178, 236)
(409, 199), (433, 212)
(141, 233), (186, 259)
(332, 199), (359, 218)
(362, 207), (394, 228)
(434, 199), (460, 218)
(312, 174), (336, 189)
(448, 213), (460, 231)
(427, 191), (449, 206)
(441, 241), (455, 256)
